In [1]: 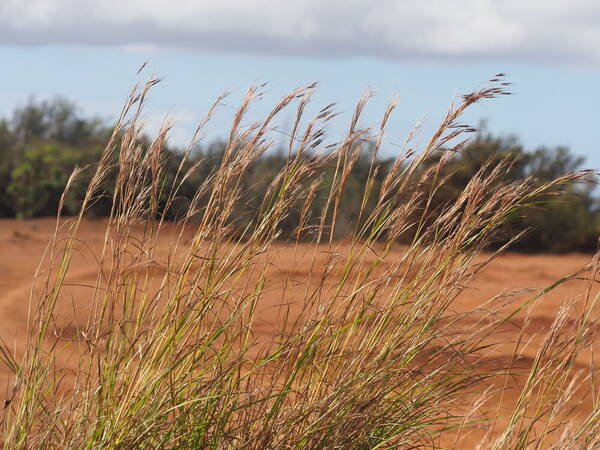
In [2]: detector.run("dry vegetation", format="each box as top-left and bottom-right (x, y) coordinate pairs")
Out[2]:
(0, 76), (598, 448)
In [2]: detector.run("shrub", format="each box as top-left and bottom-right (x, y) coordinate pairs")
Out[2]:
(8, 143), (81, 218)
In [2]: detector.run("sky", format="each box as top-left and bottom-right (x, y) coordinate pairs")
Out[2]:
(0, 0), (599, 167)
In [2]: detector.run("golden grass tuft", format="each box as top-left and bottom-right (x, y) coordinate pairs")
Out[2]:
(0, 75), (598, 448)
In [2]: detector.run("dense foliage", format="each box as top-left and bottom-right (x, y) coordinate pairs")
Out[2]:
(0, 97), (597, 252)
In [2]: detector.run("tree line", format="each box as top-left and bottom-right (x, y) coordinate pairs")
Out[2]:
(0, 97), (597, 252)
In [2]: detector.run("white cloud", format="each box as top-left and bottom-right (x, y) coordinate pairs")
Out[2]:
(1, 0), (599, 67)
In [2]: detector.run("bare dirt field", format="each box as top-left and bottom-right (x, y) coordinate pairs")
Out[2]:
(0, 218), (597, 446)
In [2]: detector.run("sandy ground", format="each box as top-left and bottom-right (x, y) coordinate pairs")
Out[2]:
(0, 218), (597, 446)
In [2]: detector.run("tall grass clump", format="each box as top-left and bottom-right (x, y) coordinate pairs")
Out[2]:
(0, 74), (598, 448)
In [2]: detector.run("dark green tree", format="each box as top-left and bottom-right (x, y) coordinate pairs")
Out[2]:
(8, 143), (80, 218)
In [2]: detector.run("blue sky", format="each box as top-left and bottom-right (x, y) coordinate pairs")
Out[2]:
(0, 1), (599, 167)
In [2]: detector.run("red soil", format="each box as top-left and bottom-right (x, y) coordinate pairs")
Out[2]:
(0, 218), (596, 446)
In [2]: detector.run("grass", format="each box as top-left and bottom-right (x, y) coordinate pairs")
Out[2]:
(0, 74), (598, 448)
